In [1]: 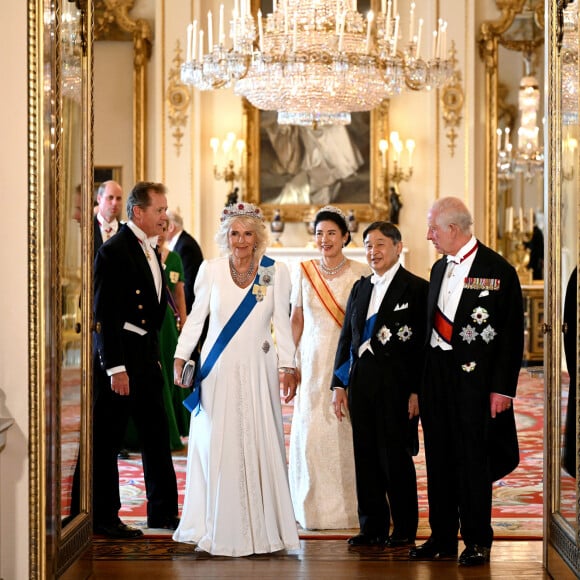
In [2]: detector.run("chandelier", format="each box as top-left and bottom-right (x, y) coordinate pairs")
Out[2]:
(497, 55), (544, 182)
(181, 0), (453, 126)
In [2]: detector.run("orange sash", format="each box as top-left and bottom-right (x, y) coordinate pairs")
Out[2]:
(301, 260), (345, 328)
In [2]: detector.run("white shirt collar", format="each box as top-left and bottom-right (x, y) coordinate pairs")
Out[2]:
(167, 229), (182, 251)
(127, 220), (158, 248)
(447, 235), (477, 264)
(370, 261), (400, 286)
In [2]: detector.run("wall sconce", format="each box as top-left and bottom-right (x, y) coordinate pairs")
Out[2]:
(504, 205), (534, 283)
(210, 132), (245, 202)
(378, 131), (415, 224)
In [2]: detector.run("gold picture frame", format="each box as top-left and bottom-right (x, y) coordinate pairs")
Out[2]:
(242, 0), (389, 222)
(242, 99), (390, 222)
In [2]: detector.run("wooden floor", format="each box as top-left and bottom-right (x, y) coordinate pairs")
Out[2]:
(84, 538), (549, 579)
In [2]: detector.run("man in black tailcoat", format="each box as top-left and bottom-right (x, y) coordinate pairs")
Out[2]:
(410, 196), (523, 566)
(92, 181), (178, 538)
(93, 180), (123, 257)
(331, 221), (428, 548)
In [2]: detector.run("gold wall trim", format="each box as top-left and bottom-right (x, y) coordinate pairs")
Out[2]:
(166, 41), (190, 157)
(441, 41), (464, 158)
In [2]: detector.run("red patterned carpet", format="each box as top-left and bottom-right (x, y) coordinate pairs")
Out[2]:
(62, 368), (571, 538)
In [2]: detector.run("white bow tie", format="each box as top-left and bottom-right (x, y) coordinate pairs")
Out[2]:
(370, 273), (388, 286)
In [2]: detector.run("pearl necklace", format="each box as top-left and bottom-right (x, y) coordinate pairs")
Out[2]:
(229, 256), (256, 285)
(319, 257), (347, 276)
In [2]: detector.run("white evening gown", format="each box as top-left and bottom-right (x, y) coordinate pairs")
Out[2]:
(289, 259), (370, 529)
(173, 257), (300, 556)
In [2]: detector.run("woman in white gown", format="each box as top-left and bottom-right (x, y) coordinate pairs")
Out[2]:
(173, 203), (300, 556)
(289, 206), (370, 529)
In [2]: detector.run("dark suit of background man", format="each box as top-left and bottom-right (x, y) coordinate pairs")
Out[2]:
(93, 180), (123, 257)
(332, 222), (428, 548)
(92, 181), (179, 538)
(410, 196), (524, 567)
(166, 209), (203, 313)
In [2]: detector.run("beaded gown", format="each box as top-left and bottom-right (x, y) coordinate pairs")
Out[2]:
(289, 258), (370, 529)
(173, 256), (300, 556)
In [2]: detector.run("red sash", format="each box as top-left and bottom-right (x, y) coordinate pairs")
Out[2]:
(301, 260), (345, 328)
(434, 306), (453, 344)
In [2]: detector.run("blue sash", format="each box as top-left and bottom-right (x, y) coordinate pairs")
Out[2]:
(334, 313), (377, 385)
(183, 255), (275, 414)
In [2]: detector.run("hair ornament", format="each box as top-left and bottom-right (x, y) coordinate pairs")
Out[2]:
(221, 202), (263, 222)
(316, 205), (347, 226)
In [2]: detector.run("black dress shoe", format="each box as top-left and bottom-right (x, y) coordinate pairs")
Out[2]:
(347, 533), (387, 546)
(409, 537), (457, 560)
(94, 520), (143, 539)
(147, 516), (180, 530)
(385, 535), (415, 548)
(458, 544), (491, 566)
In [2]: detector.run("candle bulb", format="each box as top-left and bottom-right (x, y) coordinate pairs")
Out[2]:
(497, 128), (502, 151)
(381, 0), (386, 14)
(406, 139), (415, 167)
(386, 0), (392, 41)
(415, 18), (423, 59)
(258, 9), (264, 52)
(504, 126), (511, 151)
(379, 139), (388, 169)
(186, 23), (193, 62)
(528, 208), (534, 233)
(366, 11), (374, 54)
(199, 30), (204, 61)
(431, 30), (437, 60)
(518, 207), (523, 230)
(435, 19), (442, 59)
(506, 206), (513, 233)
(210, 137), (219, 165)
(219, 4), (225, 45)
(192, 20), (198, 62)
(232, 9), (237, 48)
(391, 14), (399, 55)
(208, 11), (213, 51)
(409, 2), (415, 41)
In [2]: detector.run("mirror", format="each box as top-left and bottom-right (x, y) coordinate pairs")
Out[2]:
(479, 0), (544, 270)
(29, 0), (93, 577)
(545, 0), (580, 576)
(94, 0), (152, 185)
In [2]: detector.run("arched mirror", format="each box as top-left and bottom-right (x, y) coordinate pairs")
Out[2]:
(545, 1), (580, 576)
(29, 0), (93, 577)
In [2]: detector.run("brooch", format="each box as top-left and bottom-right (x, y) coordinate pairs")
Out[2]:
(459, 325), (479, 344)
(470, 307), (489, 325)
(262, 341), (270, 353)
(376, 325), (392, 345)
(169, 270), (180, 284)
(480, 325), (497, 344)
(397, 325), (413, 342)
(253, 284), (266, 302)
(257, 264), (275, 287)
(461, 361), (477, 373)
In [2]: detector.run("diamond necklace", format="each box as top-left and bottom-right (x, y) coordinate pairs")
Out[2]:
(229, 256), (256, 285)
(319, 256), (347, 276)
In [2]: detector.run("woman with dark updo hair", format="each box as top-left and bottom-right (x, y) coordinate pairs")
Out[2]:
(288, 205), (370, 530)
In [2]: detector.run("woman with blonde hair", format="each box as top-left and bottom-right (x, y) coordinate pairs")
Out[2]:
(173, 202), (299, 556)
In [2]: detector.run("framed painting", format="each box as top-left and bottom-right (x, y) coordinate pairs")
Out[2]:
(242, 0), (389, 222)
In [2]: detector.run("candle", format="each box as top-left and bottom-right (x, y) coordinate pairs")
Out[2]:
(435, 19), (442, 59)
(392, 14), (399, 55)
(497, 128), (502, 151)
(293, 14), (298, 51)
(381, 0), (386, 14)
(385, 1), (392, 40)
(528, 208), (534, 232)
(236, 139), (245, 167)
(390, 131), (400, 161)
(208, 11), (213, 52)
(505, 206), (513, 233)
(199, 30), (204, 61)
(235, 0), (239, 19)
(393, 0), (397, 18)
(409, 2), (415, 41)
(258, 9), (264, 52)
(415, 18), (423, 58)
(338, 12), (344, 52)
(441, 21), (447, 59)
(518, 207), (523, 229)
(431, 30), (437, 60)
(379, 139), (388, 168)
(219, 4), (225, 45)
(232, 9), (237, 48)
(366, 11), (374, 54)
(192, 20), (198, 62)
(186, 23), (193, 62)
(406, 139), (415, 167)
(210, 137), (219, 165)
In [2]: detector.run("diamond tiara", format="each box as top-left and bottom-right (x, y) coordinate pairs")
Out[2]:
(221, 202), (263, 222)
(316, 205), (347, 226)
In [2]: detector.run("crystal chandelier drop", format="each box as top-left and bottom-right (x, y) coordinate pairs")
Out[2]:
(181, 0), (453, 126)
(497, 54), (544, 182)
